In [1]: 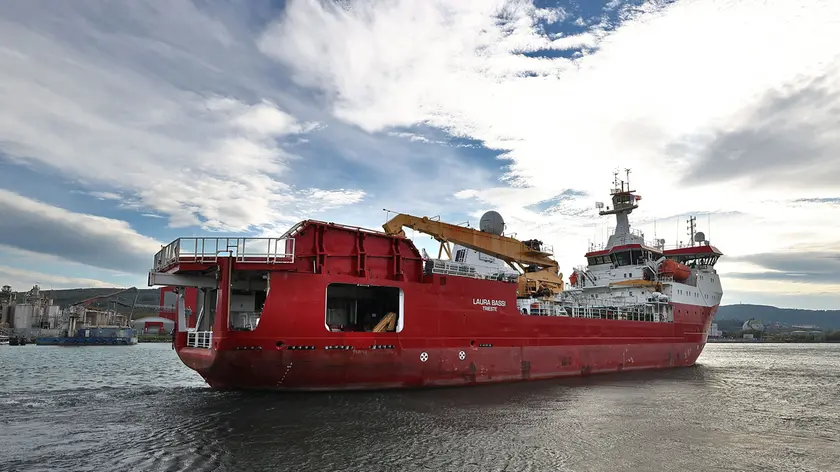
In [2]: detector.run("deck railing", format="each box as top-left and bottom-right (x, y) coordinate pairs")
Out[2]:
(425, 259), (518, 283)
(186, 330), (213, 349)
(154, 237), (295, 271)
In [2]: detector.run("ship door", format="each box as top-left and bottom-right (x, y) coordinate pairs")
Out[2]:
(324, 283), (404, 333)
(228, 270), (269, 332)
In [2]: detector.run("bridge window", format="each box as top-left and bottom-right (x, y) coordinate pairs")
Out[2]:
(612, 251), (631, 267)
(588, 256), (610, 265)
(325, 283), (403, 333)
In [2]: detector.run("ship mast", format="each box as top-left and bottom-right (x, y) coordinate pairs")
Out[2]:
(598, 168), (640, 245)
(686, 216), (697, 247)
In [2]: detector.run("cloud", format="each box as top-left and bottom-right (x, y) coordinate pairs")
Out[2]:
(0, 1), (363, 233)
(260, 0), (840, 209)
(725, 251), (840, 285)
(0, 190), (161, 273)
(793, 198), (840, 205)
(677, 74), (840, 189)
(0, 266), (114, 290)
(301, 189), (366, 208)
(721, 289), (840, 311)
(524, 189), (590, 216)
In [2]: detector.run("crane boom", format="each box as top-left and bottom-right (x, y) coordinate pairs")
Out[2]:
(382, 213), (564, 293)
(71, 287), (139, 307)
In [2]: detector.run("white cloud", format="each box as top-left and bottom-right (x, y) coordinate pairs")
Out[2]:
(0, 266), (114, 290)
(263, 0), (840, 196)
(0, 3), (363, 233)
(260, 0), (840, 304)
(303, 189), (367, 207)
(0, 189), (162, 273)
(88, 192), (122, 201)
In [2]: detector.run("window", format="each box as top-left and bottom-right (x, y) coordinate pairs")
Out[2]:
(588, 256), (611, 266)
(455, 249), (467, 262)
(325, 283), (403, 333)
(478, 251), (495, 263)
(612, 251), (631, 266)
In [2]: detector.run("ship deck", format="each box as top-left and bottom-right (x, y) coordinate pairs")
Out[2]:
(153, 236), (296, 273)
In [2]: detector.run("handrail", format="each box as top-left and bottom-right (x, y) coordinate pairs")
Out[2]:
(186, 330), (212, 348)
(154, 237), (295, 271)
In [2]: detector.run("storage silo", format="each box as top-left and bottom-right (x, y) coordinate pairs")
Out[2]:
(12, 304), (35, 330)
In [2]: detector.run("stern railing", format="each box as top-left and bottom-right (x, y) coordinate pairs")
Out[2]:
(154, 237), (295, 271)
(186, 330), (213, 349)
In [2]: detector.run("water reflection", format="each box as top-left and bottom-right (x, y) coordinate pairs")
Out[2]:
(1, 343), (838, 472)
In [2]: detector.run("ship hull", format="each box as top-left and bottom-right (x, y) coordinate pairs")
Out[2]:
(178, 340), (707, 391)
(176, 298), (716, 391)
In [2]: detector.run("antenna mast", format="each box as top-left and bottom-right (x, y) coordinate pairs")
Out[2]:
(687, 216), (697, 247)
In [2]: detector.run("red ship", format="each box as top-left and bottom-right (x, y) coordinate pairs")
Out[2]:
(149, 171), (723, 391)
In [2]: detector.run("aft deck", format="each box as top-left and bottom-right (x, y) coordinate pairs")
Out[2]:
(153, 237), (296, 273)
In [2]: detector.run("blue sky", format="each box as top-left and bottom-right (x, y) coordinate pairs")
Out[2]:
(1, 0), (839, 309)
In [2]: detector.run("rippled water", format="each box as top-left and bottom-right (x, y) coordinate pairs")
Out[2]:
(1, 343), (838, 472)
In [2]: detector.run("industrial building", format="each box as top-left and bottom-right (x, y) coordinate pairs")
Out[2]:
(0, 285), (62, 337)
(131, 316), (175, 335)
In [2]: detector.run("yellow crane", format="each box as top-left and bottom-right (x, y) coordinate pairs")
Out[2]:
(382, 213), (564, 296)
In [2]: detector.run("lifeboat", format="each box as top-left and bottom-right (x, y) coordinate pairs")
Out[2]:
(569, 272), (579, 286)
(658, 259), (691, 281)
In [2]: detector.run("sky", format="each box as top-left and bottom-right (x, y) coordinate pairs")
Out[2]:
(0, 0), (838, 309)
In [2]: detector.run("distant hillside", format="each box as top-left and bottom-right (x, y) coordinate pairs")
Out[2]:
(16, 287), (161, 309)
(716, 304), (840, 329)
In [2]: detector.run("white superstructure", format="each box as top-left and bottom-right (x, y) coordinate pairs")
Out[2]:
(515, 170), (724, 324)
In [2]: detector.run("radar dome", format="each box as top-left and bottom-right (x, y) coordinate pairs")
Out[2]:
(479, 211), (505, 235)
(694, 231), (706, 242)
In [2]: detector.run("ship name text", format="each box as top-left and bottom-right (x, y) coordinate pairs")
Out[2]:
(473, 298), (506, 312)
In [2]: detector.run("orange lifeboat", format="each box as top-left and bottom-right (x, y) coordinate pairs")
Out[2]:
(658, 259), (691, 281)
(570, 272), (579, 286)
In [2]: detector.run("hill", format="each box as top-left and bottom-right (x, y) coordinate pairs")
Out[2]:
(14, 287), (162, 316)
(715, 304), (840, 329)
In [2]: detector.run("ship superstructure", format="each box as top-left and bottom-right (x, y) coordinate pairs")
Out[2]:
(148, 171), (723, 391)
(518, 170), (723, 323)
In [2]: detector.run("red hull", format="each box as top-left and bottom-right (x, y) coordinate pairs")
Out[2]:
(162, 220), (719, 391)
(178, 338), (711, 391)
